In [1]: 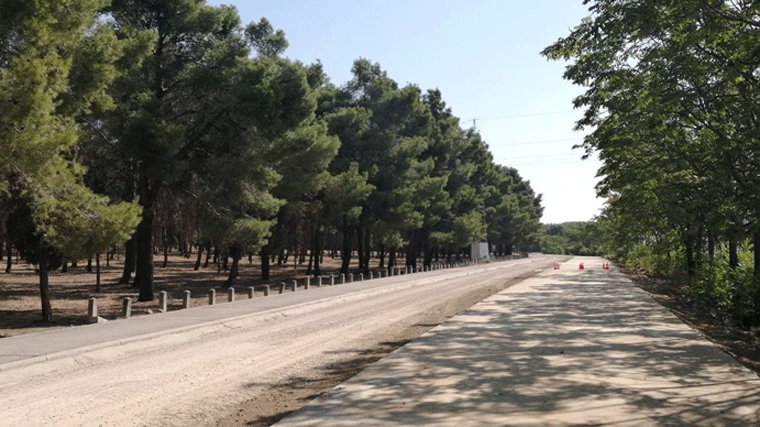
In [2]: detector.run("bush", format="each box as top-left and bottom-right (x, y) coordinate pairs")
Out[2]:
(689, 254), (760, 327)
(623, 243), (684, 276)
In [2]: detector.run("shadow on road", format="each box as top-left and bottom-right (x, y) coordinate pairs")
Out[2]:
(277, 268), (760, 426)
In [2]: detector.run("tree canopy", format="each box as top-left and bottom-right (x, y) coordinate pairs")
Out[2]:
(2, 0), (544, 320)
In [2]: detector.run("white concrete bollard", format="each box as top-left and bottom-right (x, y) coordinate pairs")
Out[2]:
(317, 276), (322, 287)
(330, 275), (335, 286)
(348, 273), (353, 283)
(263, 285), (270, 296)
(369, 271), (373, 280)
(279, 282), (286, 294)
(183, 290), (191, 309)
(87, 298), (98, 323)
(359, 273), (363, 281)
(159, 290), (168, 312)
(340, 274), (345, 284)
(208, 289), (216, 305)
(248, 286), (255, 299)
(306, 277), (311, 290)
(292, 280), (298, 292)
(228, 287), (235, 302)
(122, 297), (132, 318)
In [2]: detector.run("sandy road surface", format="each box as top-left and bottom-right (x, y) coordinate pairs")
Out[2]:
(0, 256), (562, 427)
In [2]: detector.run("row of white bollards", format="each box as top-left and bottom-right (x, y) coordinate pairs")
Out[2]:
(86, 254), (526, 322)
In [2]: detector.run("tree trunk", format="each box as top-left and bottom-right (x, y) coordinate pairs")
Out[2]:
(388, 247), (396, 269)
(313, 224), (321, 277)
(162, 226), (169, 268)
(120, 237), (136, 284)
(378, 244), (385, 268)
(5, 239), (12, 273)
(357, 222), (366, 274)
(362, 227), (371, 274)
(87, 257), (93, 273)
(685, 238), (696, 277)
(729, 235), (739, 269)
(194, 245), (203, 270)
(340, 216), (353, 274)
(260, 245), (270, 281)
(96, 253), (101, 293)
(225, 248), (241, 287)
(423, 235), (433, 267)
(754, 231), (760, 280)
(134, 192), (157, 301)
(38, 248), (53, 322)
(203, 243), (211, 268)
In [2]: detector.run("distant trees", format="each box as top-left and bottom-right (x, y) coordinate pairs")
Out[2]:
(2, 0), (543, 320)
(539, 222), (604, 256)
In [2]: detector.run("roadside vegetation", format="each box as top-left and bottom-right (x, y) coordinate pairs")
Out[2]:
(545, 1), (760, 334)
(0, 0), (542, 322)
(539, 221), (605, 256)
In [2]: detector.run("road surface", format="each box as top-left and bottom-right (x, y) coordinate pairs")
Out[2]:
(0, 255), (561, 427)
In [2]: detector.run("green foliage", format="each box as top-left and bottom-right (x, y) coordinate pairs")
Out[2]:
(226, 218), (273, 255)
(33, 172), (141, 260)
(621, 243), (684, 277)
(689, 250), (760, 327)
(544, 1), (760, 326)
(539, 221), (604, 256)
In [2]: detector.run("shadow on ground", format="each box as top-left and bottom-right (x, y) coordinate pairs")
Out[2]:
(276, 268), (760, 427)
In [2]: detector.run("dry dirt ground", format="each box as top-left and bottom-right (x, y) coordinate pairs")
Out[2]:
(0, 251), (393, 338)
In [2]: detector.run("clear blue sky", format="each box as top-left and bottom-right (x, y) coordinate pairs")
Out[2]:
(208, 0), (602, 224)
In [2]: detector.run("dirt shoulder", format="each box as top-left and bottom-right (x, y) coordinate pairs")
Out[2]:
(0, 252), (404, 338)
(629, 271), (760, 374)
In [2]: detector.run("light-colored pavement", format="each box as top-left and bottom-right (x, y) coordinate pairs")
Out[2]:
(274, 257), (760, 427)
(0, 257), (531, 373)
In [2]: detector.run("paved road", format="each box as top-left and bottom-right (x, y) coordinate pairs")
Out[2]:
(274, 257), (760, 427)
(0, 255), (559, 427)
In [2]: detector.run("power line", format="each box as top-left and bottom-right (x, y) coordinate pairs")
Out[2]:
(465, 110), (576, 126)
(489, 137), (583, 147)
